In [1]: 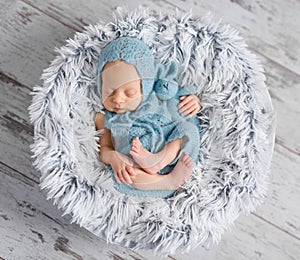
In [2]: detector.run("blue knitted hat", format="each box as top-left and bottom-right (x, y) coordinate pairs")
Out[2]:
(97, 36), (156, 102)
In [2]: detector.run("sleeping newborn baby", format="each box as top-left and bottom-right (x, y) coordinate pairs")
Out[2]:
(95, 37), (201, 198)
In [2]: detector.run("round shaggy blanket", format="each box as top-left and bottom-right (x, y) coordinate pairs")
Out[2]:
(29, 6), (275, 255)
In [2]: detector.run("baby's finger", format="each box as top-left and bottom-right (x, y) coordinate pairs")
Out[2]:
(126, 165), (137, 176)
(178, 95), (193, 108)
(188, 108), (199, 118)
(121, 169), (133, 184)
(179, 101), (196, 115)
(114, 172), (122, 184)
(182, 105), (198, 116)
(117, 169), (127, 184)
(118, 170), (126, 184)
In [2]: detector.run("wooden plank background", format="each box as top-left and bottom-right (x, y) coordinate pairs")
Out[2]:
(1, 0), (299, 259)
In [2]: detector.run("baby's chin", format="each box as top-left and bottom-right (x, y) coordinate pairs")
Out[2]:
(115, 104), (141, 113)
(103, 104), (126, 113)
(115, 108), (127, 113)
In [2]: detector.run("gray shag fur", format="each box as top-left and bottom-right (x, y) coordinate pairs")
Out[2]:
(28, 6), (275, 255)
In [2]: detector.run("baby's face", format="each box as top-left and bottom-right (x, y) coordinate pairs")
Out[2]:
(101, 60), (142, 113)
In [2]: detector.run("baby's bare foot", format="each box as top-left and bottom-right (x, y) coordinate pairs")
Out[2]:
(168, 152), (194, 190)
(129, 136), (164, 174)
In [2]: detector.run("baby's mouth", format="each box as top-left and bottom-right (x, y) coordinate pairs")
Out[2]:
(114, 107), (126, 113)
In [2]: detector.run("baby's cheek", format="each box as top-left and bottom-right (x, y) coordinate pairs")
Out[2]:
(127, 96), (142, 110)
(103, 98), (113, 111)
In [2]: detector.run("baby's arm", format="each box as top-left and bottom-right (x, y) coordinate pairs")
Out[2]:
(178, 95), (202, 117)
(95, 113), (136, 184)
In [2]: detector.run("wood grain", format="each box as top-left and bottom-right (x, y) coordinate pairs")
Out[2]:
(256, 143), (300, 239)
(0, 73), (38, 182)
(1, 0), (300, 259)
(22, 0), (300, 75)
(0, 164), (152, 260)
(0, 0), (74, 87)
(21, 0), (174, 30)
(0, 0), (177, 87)
(166, 0), (300, 76)
(1, 162), (299, 259)
(260, 57), (300, 154)
(182, 213), (300, 260)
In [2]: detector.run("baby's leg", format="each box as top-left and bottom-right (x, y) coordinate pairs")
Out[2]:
(130, 136), (182, 174)
(131, 152), (194, 191)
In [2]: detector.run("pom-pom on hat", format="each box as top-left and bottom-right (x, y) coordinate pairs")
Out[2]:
(97, 36), (156, 102)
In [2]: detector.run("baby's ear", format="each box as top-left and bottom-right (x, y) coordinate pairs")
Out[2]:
(165, 60), (178, 78)
(155, 63), (165, 78)
(155, 61), (178, 79)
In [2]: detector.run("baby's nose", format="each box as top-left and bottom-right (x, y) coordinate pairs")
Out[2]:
(113, 91), (125, 103)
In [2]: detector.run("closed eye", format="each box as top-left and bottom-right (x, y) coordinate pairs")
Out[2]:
(125, 90), (138, 97)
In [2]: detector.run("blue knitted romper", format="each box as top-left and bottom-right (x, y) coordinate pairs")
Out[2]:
(97, 37), (200, 199)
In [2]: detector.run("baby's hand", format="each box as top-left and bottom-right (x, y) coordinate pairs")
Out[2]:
(178, 95), (202, 117)
(110, 151), (136, 184)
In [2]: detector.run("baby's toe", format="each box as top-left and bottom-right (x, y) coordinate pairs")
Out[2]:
(129, 150), (137, 158)
(186, 157), (194, 167)
(189, 160), (195, 167)
(131, 142), (140, 152)
(180, 152), (188, 162)
(131, 143), (138, 150)
(136, 136), (143, 146)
